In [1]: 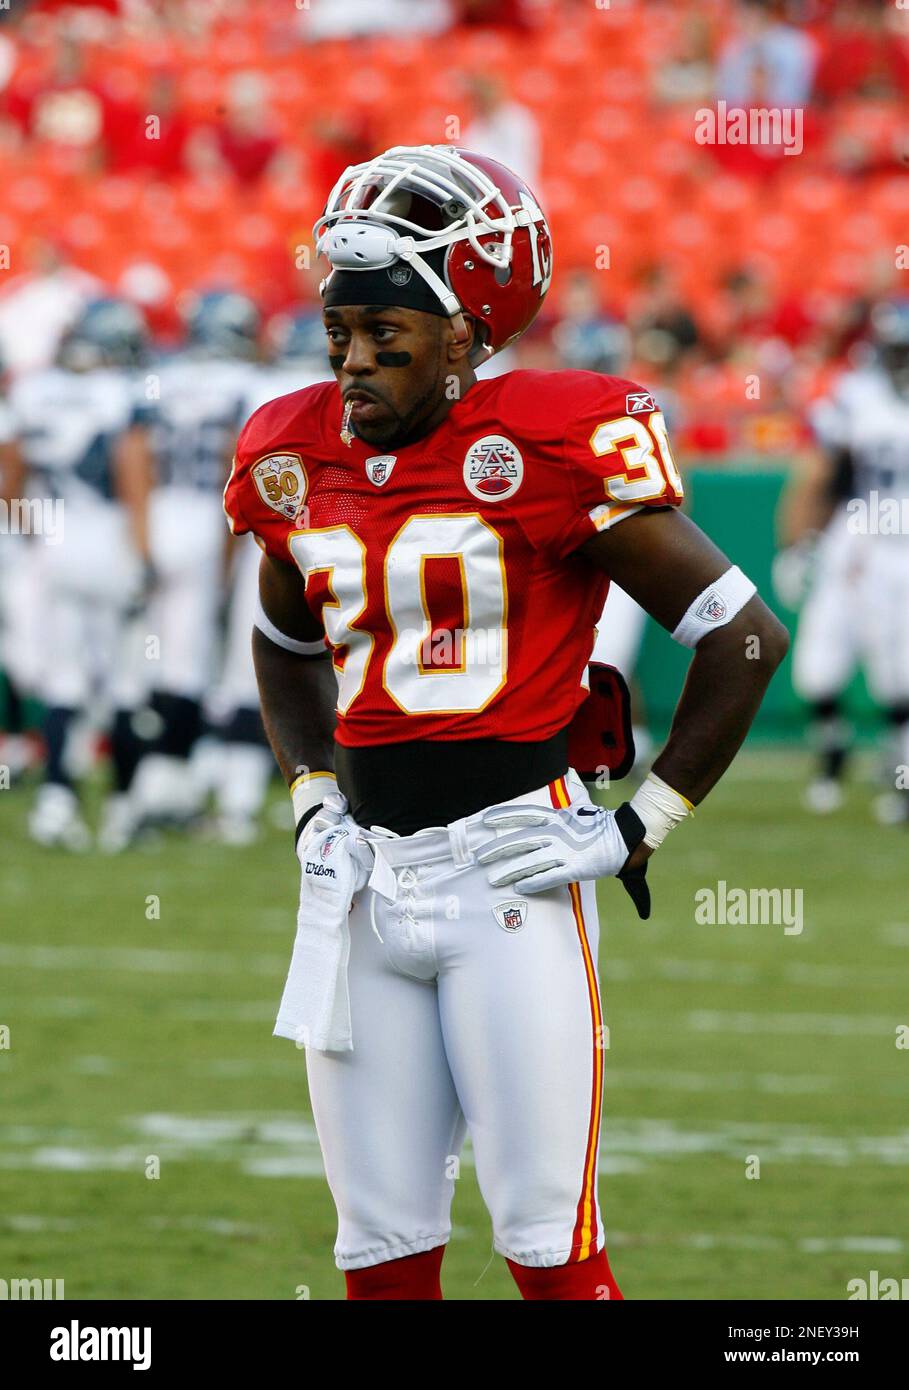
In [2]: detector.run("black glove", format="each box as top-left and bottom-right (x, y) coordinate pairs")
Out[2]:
(614, 802), (651, 921)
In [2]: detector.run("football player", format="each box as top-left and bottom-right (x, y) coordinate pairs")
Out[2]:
(8, 298), (154, 849)
(210, 311), (329, 843)
(778, 296), (909, 820)
(224, 146), (788, 1300)
(131, 290), (261, 828)
(0, 374), (37, 782)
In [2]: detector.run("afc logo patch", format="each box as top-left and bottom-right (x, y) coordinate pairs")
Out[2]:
(493, 899), (528, 933)
(463, 435), (524, 502)
(251, 453), (308, 521)
(697, 592), (727, 622)
(626, 391), (655, 415)
(364, 454), (397, 487)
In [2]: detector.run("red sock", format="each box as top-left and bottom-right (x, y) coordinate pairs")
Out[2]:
(345, 1246), (445, 1300)
(507, 1247), (624, 1301)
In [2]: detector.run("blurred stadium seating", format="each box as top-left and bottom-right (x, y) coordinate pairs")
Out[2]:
(0, 0), (907, 456)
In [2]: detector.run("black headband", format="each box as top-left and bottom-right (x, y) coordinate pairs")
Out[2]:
(321, 251), (451, 318)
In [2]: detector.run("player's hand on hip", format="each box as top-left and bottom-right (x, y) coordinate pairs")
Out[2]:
(294, 790), (347, 865)
(475, 800), (653, 918)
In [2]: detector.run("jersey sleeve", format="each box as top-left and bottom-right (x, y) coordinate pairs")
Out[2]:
(223, 401), (308, 564)
(807, 379), (849, 453)
(549, 379), (684, 559)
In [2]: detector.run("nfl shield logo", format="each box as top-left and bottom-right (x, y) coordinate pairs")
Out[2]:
(365, 455), (396, 487)
(320, 829), (348, 860)
(493, 899), (528, 933)
(697, 592), (727, 623)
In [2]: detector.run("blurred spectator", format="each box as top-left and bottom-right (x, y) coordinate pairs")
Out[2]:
(309, 111), (375, 197)
(551, 271), (630, 375)
(463, 73), (540, 187)
(719, 268), (817, 351)
(631, 266), (700, 373)
(813, 0), (909, 102)
(302, 0), (451, 42)
(716, 0), (817, 107)
(118, 260), (182, 347)
(105, 69), (193, 177)
(0, 29), (15, 96)
(0, 240), (101, 376)
(1, 35), (124, 165)
(186, 72), (283, 184)
(652, 14), (714, 106)
(454, 0), (537, 30)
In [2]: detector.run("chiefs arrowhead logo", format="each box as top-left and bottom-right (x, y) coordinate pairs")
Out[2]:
(365, 455), (396, 487)
(463, 436), (524, 502)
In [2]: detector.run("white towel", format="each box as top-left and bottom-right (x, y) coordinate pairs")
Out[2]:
(274, 815), (369, 1053)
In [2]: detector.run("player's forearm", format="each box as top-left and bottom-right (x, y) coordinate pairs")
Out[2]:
(0, 443), (24, 503)
(114, 428), (153, 561)
(253, 629), (337, 786)
(651, 603), (789, 806)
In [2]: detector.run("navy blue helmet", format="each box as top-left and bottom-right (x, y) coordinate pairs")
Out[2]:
(871, 296), (909, 394)
(57, 298), (149, 371)
(184, 290), (260, 359)
(266, 308), (325, 366)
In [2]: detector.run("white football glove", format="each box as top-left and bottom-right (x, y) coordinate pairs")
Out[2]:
(475, 801), (651, 918)
(294, 789), (348, 864)
(771, 534), (818, 610)
(294, 790), (376, 897)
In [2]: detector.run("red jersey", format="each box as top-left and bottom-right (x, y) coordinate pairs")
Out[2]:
(224, 370), (683, 747)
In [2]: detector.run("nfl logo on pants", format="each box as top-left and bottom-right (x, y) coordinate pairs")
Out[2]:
(493, 899), (528, 933)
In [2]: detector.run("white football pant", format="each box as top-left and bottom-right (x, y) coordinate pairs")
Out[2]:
(304, 770), (612, 1271)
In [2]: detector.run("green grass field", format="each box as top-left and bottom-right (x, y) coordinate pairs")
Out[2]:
(1, 749), (907, 1301)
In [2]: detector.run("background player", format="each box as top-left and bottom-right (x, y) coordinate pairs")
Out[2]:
(208, 311), (329, 843)
(777, 296), (909, 821)
(8, 299), (153, 850)
(130, 290), (261, 831)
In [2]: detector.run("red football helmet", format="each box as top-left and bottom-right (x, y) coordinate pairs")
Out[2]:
(314, 144), (552, 363)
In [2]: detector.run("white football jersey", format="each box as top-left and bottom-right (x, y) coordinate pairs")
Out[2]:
(810, 365), (909, 503)
(8, 366), (139, 507)
(0, 398), (15, 444)
(144, 356), (258, 492)
(241, 362), (329, 417)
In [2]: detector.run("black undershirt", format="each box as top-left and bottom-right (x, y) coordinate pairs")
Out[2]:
(334, 728), (570, 835)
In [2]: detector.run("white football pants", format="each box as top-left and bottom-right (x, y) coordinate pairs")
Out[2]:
(304, 770), (611, 1271)
(36, 502), (143, 709)
(793, 511), (909, 705)
(147, 487), (224, 699)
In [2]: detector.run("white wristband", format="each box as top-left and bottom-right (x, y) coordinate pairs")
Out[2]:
(290, 771), (337, 827)
(254, 596), (326, 657)
(671, 565), (756, 649)
(629, 772), (693, 850)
